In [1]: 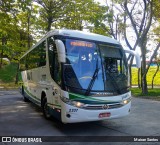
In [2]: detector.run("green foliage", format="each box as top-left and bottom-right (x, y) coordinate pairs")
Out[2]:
(0, 0), (39, 66)
(0, 0), (110, 66)
(17, 0), (32, 11)
(1, 59), (10, 66)
(87, 4), (110, 36)
(152, 0), (160, 42)
(153, 0), (160, 19)
(35, 0), (65, 32)
(35, 0), (110, 35)
(152, 0), (160, 43)
(0, 63), (18, 83)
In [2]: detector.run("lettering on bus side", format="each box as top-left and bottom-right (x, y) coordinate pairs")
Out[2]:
(69, 109), (78, 112)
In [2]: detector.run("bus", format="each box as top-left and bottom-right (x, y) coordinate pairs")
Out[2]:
(19, 29), (141, 123)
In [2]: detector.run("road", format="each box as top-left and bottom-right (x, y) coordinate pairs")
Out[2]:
(0, 90), (160, 145)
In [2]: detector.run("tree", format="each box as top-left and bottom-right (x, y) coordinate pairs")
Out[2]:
(0, 0), (15, 68)
(35, 0), (109, 36)
(124, 0), (153, 95)
(105, 0), (124, 40)
(0, 0), (37, 67)
(35, 0), (67, 32)
(105, 0), (157, 94)
(58, 0), (109, 36)
(87, 3), (110, 36)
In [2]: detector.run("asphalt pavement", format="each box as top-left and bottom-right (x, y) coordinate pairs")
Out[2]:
(0, 90), (160, 145)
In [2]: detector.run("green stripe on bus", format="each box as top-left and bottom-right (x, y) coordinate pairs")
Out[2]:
(24, 87), (41, 101)
(69, 92), (119, 104)
(24, 86), (61, 107)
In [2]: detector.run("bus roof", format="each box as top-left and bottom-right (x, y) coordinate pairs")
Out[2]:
(20, 29), (120, 59)
(47, 29), (120, 45)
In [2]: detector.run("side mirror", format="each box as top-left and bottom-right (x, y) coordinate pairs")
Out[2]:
(55, 40), (66, 63)
(124, 49), (141, 68)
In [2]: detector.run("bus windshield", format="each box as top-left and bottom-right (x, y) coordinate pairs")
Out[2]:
(63, 39), (128, 95)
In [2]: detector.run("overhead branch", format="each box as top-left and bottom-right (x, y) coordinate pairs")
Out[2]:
(141, 0), (153, 40)
(124, 14), (132, 50)
(138, 0), (147, 35)
(130, 0), (138, 15)
(124, 0), (139, 38)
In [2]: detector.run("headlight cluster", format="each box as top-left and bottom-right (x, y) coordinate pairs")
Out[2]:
(121, 92), (131, 105)
(121, 97), (131, 105)
(61, 96), (85, 108)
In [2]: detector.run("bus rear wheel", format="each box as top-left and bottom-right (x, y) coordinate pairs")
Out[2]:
(42, 98), (51, 119)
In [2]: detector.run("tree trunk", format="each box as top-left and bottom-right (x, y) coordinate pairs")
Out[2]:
(0, 37), (7, 68)
(47, 17), (52, 32)
(128, 56), (134, 87)
(0, 48), (3, 68)
(128, 64), (132, 87)
(141, 52), (148, 94)
(152, 63), (159, 89)
(138, 68), (141, 88)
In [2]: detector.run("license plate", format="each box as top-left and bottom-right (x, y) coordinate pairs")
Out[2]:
(99, 112), (111, 118)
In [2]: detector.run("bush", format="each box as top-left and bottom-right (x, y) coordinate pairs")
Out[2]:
(0, 63), (18, 83)
(2, 59), (10, 66)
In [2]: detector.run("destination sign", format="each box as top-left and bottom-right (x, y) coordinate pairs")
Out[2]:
(70, 41), (93, 48)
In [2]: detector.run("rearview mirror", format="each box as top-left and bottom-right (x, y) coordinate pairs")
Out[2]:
(124, 49), (141, 68)
(55, 40), (66, 63)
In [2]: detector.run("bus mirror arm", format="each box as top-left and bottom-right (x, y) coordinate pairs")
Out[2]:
(55, 40), (66, 63)
(124, 49), (141, 68)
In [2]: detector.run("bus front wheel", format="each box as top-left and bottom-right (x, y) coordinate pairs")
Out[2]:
(42, 98), (51, 119)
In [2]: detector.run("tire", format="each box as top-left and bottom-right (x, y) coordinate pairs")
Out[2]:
(22, 86), (29, 102)
(42, 98), (51, 119)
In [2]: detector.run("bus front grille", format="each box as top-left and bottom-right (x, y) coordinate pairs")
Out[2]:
(83, 103), (123, 110)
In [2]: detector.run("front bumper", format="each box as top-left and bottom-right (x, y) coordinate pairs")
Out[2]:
(61, 101), (131, 123)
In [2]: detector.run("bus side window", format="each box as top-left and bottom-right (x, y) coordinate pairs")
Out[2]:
(54, 52), (61, 85)
(39, 41), (46, 67)
(48, 37), (61, 85)
(48, 38), (55, 75)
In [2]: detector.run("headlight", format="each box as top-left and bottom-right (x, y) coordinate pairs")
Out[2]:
(121, 97), (131, 105)
(72, 101), (85, 108)
(61, 96), (85, 108)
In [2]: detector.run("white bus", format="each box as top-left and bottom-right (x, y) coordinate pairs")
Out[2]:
(19, 29), (140, 123)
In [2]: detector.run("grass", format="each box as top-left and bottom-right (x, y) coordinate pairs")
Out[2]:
(129, 66), (160, 101)
(131, 88), (160, 101)
(132, 66), (160, 85)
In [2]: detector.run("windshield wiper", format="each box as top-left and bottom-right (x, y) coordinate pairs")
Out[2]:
(106, 70), (122, 94)
(85, 59), (99, 96)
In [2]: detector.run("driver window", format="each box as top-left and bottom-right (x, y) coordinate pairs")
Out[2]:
(105, 58), (118, 73)
(48, 37), (61, 85)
